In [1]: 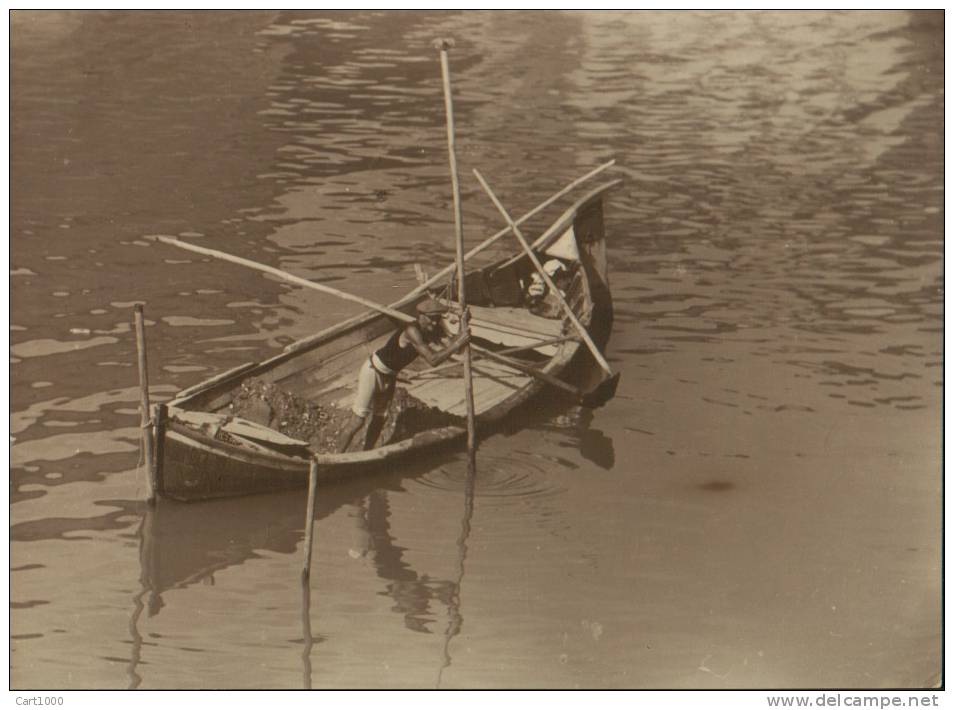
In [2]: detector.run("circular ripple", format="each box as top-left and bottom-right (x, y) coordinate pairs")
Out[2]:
(414, 452), (568, 502)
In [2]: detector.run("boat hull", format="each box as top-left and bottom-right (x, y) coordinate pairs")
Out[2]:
(159, 422), (468, 502)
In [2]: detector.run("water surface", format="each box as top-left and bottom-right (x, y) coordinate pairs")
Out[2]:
(10, 10), (942, 689)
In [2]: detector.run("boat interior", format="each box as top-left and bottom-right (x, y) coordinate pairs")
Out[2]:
(166, 182), (614, 453)
(253, 247), (590, 420)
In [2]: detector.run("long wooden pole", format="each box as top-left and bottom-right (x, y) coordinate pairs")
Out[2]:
(473, 169), (615, 377)
(470, 344), (586, 399)
(436, 38), (477, 462)
(411, 334), (579, 378)
(155, 232), (586, 390)
(133, 304), (157, 505)
(154, 200), (611, 400)
(154, 236), (416, 325)
(281, 167), (616, 357)
(302, 459), (319, 579)
(406, 160), (615, 299)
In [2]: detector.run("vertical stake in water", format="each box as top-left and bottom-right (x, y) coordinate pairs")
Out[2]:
(300, 459), (319, 686)
(133, 303), (157, 505)
(302, 459), (320, 579)
(435, 37), (478, 468)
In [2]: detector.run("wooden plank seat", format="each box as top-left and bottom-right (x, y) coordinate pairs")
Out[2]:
(460, 303), (565, 356)
(405, 359), (531, 417)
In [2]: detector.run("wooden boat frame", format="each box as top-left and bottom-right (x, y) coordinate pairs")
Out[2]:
(153, 180), (620, 501)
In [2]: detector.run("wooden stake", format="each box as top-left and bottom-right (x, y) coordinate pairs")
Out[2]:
(301, 572), (313, 689)
(436, 38), (477, 463)
(133, 304), (157, 505)
(302, 459), (319, 579)
(473, 169), (616, 378)
(153, 403), (167, 495)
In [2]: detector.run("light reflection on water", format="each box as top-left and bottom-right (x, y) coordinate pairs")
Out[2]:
(11, 10), (941, 688)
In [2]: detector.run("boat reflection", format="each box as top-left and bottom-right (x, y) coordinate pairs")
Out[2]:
(570, 406), (616, 470)
(129, 453), (466, 689)
(530, 402), (616, 471)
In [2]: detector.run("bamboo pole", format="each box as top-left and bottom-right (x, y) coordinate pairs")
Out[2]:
(153, 236), (416, 325)
(407, 159), (615, 299)
(281, 168), (616, 357)
(133, 304), (157, 505)
(302, 459), (319, 579)
(470, 344), (587, 399)
(495, 334), (580, 356)
(411, 334), (579, 379)
(436, 38), (477, 463)
(473, 169), (615, 377)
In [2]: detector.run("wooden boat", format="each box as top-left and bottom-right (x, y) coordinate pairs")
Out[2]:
(153, 180), (620, 502)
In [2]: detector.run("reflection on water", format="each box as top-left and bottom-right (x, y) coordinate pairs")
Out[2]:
(11, 10), (941, 689)
(348, 491), (459, 635)
(436, 460), (476, 689)
(126, 467), (478, 688)
(417, 453), (567, 500)
(300, 574), (320, 690)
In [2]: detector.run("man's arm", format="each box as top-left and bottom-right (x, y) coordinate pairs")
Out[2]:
(405, 324), (469, 367)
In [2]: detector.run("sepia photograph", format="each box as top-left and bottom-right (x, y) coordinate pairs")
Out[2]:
(9, 9), (943, 693)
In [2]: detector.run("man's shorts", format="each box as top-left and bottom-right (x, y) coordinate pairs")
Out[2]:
(352, 357), (396, 417)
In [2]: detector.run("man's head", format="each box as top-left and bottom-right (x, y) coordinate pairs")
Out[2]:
(527, 273), (546, 299)
(416, 298), (448, 333)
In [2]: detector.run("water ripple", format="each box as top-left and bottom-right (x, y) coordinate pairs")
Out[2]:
(415, 453), (567, 501)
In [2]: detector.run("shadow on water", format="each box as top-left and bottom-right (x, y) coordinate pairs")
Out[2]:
(125, 445), (477, 688)
(490, 354), (618, 472)
(435, 457), (476, 689)
(24, 348), (615, 687)
(300, 574), (314, 690)
(124, 403), (581, 688)
(359, 490), (458, 635)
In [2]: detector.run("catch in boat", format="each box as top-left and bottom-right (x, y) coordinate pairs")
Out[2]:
(147, 178), (621, 502)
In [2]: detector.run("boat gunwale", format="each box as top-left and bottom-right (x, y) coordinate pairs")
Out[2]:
(165, 423), (309, 470)
(164, 419), (468, 470)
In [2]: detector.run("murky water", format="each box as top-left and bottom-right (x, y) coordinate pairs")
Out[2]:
(10, 10), (942, 689)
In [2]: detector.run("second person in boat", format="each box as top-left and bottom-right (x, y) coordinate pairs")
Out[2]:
(525, 258), (573, 318)
(337, 298), (470, 453)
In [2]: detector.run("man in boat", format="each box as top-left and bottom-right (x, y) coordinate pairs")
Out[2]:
(337, 298), (470, 453)
(527, 258), (572, 319)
